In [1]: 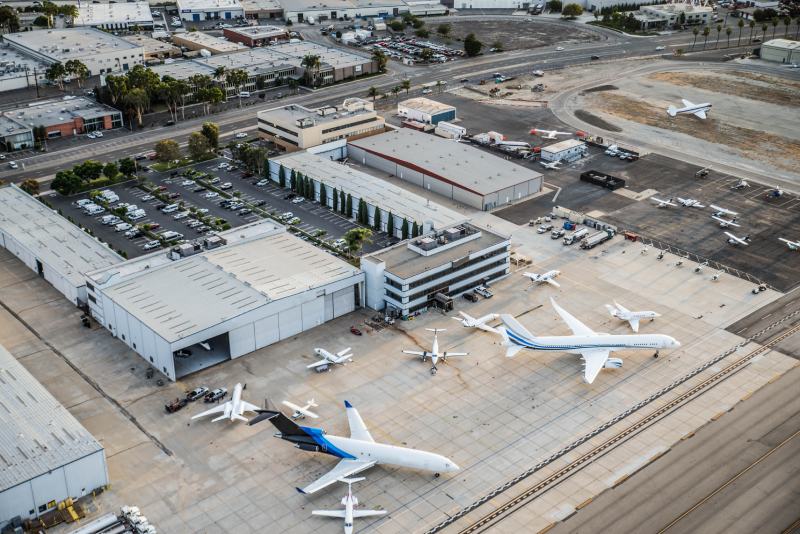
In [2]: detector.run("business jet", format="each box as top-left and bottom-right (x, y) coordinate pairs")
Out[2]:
(522, 270), (561, 287)
(731, 179), (750, 190)
(307, 347), (353, 370)
(711, 270), (724, 281)
(710, 205), (738, 218)
(711, 215), (740, 228)
(779, 238), (799, 251)
(677, 197), (705, 208)
(725, 232), (750, 246)
(402, 328), (468, 375)
(605, 301), (660, 332)
(452, 311), (499, 333)
(312, 477), (386, 534)
(283, 399), (319, 420)
(667, 99), (712, 119)
(651, 196), (678, 208)
(540, 161), (562, 170)
(191, 383), (260, 423)
(497, 298), (680, 384)
(248, 401), (459, 494)
(530, 128), (572, 139)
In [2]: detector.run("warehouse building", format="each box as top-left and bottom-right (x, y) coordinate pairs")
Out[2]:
(73, 1), (154, 30)
(540, 139), (586, 163)
(760, 39), (799, 64)
(173, 32), (248, 55)
(122, 35), (182, 61)
(0, 186), (122, 306)
(177, 0), (246, 21)
(347, 129), (543, 210)
(258, 98), (385, 151)
(269, 150), (463, 236)
(398, 97), (456, 125)
(280, 0), (404, 23)
(240, 0), (284, 18)
(85, 221), (364, 380)
(361, 223), (510, 316)
(0, 343), (108, 529)
(4, 28), (145, 76)
(223, 25), (290, 46)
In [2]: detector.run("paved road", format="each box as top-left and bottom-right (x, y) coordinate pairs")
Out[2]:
(548, 363), (800, 534)
(725, 290), (800, 358)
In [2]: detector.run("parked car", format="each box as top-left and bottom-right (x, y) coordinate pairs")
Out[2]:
(114, 222), (132, 232)
(235, 132), (248, 139)
(204, 192), (219, 199)
(238, 208), (252, 216)
(284, 193), (296, 200)
(474, 286), (493, 299)
(165, 398), (188, 413)
(210, 177), (221, 184)
(253, 200), (267, 207)
(350, 326), (362, 336)
(204, 388), (228, 402)
(141, 194), (155, 201)
(463, 292), (479, 302)
(537, 224), (554, 234)
(143, 240), (160, 250)
(186, 386), (209, 401)
(125, 229), (143, 239)
(256, 179), (269, 186)
(288, 216), (301, 225)
(220, 182), (233, 190)
(291, 197), (304, 204)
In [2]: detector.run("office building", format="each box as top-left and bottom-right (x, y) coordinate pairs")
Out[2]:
(73, 2), (154, 30)
(397, 97), (456, 125)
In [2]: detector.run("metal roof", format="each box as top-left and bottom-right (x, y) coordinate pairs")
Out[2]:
(0, 186), (123, 287)
(398, 97), (456, 115)
(4, 28), (141, 62)
(74, 1), (154, 26)
(348, 129), (542, 197)
(541, 139), (585, 154)
(0, 343), (104, 492)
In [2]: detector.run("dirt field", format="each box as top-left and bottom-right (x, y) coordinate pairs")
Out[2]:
(649, 70), (800, 106)
(434, 20), (599, 51)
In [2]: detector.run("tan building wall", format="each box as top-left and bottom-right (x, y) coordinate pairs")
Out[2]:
(258, 110), (386, 150)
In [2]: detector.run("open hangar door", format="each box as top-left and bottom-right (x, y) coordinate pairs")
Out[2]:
(174, 333), (231, 378)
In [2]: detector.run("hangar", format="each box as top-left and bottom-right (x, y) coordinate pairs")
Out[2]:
(0, 185), (122, 307)
(347, 129), (543, 210)
(85, 221), (364, 380)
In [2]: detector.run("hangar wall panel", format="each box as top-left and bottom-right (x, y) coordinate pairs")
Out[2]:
(279, 306), (302, 339)
(301, 297), (325, 331)
(64, 452), (107, 497)
(333, 286), (355, 317)
(31, 470), (68, 512)
(324, 293), (334, 321)
(255, 315), (280, 348)
(229, 323), (256, 359)
(0, 484), (33, 526)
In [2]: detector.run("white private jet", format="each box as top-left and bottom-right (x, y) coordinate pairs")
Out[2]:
(779, 238), (800, 251)
(402, 328), (468, 375)
(667, 99), (712, 119)
(312, 477), (386, 534)
(530, 128), (572, 139)
(605, 301), (660, 332)
(191, 383), (259, 423)
(725, 231), (750, 246)
(452, 311), (500, 333)
(677, 197), (705, 208)
(711, 215), (740, 228)
(711, 270), (724, 281)
(651, 196), (677, 208)
(497, 298), (680, 384)
(710, 205), (738, 218)
(283, 399), (319, 420)
(731, 179), (750, 190)
(540, 161), (562, 170)
(248, 401), (459, 494)
(307, 347), (353, 370)
(522, 270), (561, 287)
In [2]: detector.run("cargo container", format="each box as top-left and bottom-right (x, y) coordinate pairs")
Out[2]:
(580, 229), (614, 249)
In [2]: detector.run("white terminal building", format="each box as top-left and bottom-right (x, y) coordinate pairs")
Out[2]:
(398, 97), (457, 125)
(73, 1), (154, 30)
(177, 0), (246, 21)
(85, 221), (364, 380)
(540, 139), (587, 163)
(362, 222), (510, 316)
(0, 342), (108, 529)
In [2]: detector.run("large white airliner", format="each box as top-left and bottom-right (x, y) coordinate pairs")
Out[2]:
(605, 301), (660, 332)
(497, 299), (680, 384)
(191, 383), (259, 423)
(312, 477), (385, 534)
(667, 99), (712, 119)
(249, 401), (459, 494)
(402, 328), (468, 375)
(452, 311), (499, 333)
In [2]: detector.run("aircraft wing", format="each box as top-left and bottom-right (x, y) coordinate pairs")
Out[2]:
(307, 358), (331, 369)
(240, 401), (261, 413)
(298, 459), (377, 495)
(580, 349), (609, 384)
(345, 401), (374, 442)
(681, 98), (695, 108)
(499, 314), (535, 340)
(442, 352), (468, 357)
(628, 318), (640, 333)
(546, 278), (561, 288)
(693, 110), (707, 119)
(550, 298), (595, 336)
(402, 350), (426, 356)
(613, 301), (629, 315)
(191, 403), (228, 420)
(311, 510), (346, 518)
(476, 323), (500, 334)
(353, 510), (388, 518)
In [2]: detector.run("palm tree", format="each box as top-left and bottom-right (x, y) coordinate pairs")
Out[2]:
(213, 66), (226, 82)
(783, 16), (791, 37)
(795, 17), (800, 39)
(226, 69), (249, 107)
(749, 20), (755, 42)
(391, 85), (400, 101)
(370, 49), (387, 72)
(401, 79), (411, 95)
(771, 17), (778, 39)
(725, 27), (732, 47)
(715, 24), (722, 48)
(761, 23), (768, 41)
(367, 86), (378, 101)
(692, 26), (700, 49)
(702, 26), (710, 49)
(737, 19), (744, 46)
(300, 54), (321, 87)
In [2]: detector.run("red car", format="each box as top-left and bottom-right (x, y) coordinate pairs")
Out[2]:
(350, 326), (362, 336)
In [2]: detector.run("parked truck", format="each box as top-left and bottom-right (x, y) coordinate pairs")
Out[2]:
(563, 227), (588, 245)
(580, 229), (615, 249)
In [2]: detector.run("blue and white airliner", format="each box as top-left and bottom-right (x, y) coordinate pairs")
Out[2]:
(497, 298), (680, 384)
(249, 401), (459, 494)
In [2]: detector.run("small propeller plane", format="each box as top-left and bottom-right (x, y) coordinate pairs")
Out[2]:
(307, 347), (353, 371)
(312, 477), (386, 534)
(676, 197), (705, 208)
(522, 270), (561, 287)
(725, 232), (750, 246)
(779, 238), (800, 251)
(651, 196), (677, 208)
(667, 99), (712, 119)
(712, 215), (740, 228)
(191, 383), (260, 423)
(530, 128), (572, 139)
(710, 205), (738, 218)
(711, 270), (724, 281)
(402, 328), (468, 375)
(283, 399), (319, 420)
(452, 311), (499, 333)
(605, 301), (660, 332)
(540, 160), (562, 170)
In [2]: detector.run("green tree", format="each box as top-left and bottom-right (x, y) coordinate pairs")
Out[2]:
(118, 157), (136, 177)
(401, 79), (411, 94)
(123, 88), (149, 127)
(389, 20), (404, 31)
(420, 48), (434, 62)
(32, 15), (48, 26)
(412, 17), (424, 29)
(401, 218), (409, 239)
(332, 187), (339, 211)
(0, 6), (21, 32)
(188, 132), (212, 160)
(73, 160), (103, 181)
(367, 86), (379, 101)
(412, 220), (419, 237)
(300, 54), (322, 86)
(227, 69), (249, 106)
(562, 3), (583, 18)
(726, 27), (732, 47)
(373, 207), (381, 231)
(391, 85), (400, 101)
(771, 17), (779, 39)
(45, 62), (66, 90)
(737, 18), (745, 46)
(692, 26), (700, 49)
(201, 122), (220, 149)
(51, 170), (82, 195)
(319, 182), (327, 206)
(105, 75), (128, 106)
(290, 169), (297, 191)
(386, 212), (394, 237)
(702, 26), (710, 49)
(213, 66), (226, 83)
(782, 16), (790, 37)
(357, 198), (367, 224)
(437, 23), (451, 37)
(547, 0), (562, 12)
(339, 190), (346, 215)
(749, 20), (756, 42)
(464, 33), (483, 57)
(279, 165), (287, 188)
(126, 65), (160, 95)
(103, 162), (119, 180)
(154, 139), (180, 163)
(415, 28), (430, 38)
(64, 59), (89, 88)
(346, 193), (353, 218)
(342, 228), (373, 256)
(761, 23), (768, 40)
(371, 49), (388, 72)
(20, 179), (39, 196)
(715, 24), (722, 48)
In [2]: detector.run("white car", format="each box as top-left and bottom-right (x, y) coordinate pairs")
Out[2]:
(143, 240), (160, 250)
(141, 194), (155, 201)
(181, 179), (195, 186)
(204, 192), (219, 199)
(173, 211), (189, 220)
(235, 132), (248, 139)
(421, 88), (432, 94)
(87, 132), (97, 139)
(555, 46), (565, 51)
(8, 161), (18, 169)
(655, 46), (666, 51)
(196, 208), (209, 214)
(94, 131), (104, 138)
(220, 182), (233, 190)
(114, 222), (132, 232)
(291, 197), (304, 204)
(256, 179), (269, 186)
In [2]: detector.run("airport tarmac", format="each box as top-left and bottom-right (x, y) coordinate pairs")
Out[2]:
(0, 210), (797, 533)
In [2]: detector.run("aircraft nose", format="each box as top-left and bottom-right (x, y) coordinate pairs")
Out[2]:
(447, 461), (460, 472)
(672, 339), (681, 348)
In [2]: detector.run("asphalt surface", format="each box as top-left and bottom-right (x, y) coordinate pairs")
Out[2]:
(548, 363), (800, 534)
(726, 290), (800, 359)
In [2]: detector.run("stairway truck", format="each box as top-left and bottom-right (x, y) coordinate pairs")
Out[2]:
(563, 227), (588, 245)
(580, 229), (614, 249)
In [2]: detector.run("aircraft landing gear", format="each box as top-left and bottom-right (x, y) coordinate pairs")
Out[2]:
(430, 366), (437, 375)
(434, 473), (440, 478)
(654, 350), (660, 359)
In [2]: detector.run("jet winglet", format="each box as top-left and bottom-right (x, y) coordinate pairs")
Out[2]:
(344, 400), (353, 408)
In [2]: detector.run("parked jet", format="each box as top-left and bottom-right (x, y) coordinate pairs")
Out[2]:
(711, 215), (740, 228)
(540, 161), (562, 170)
(711, 271), (724, 281)
(605, 301), (660, 332)
(530, 128), (572, 139)
(710, 205), (738, 218)
(497, 298), (680, 384)
(191, 383), (259, 423)
(283, 399), (319, 420)
(731, 179), (750, 190)
(307, 347), (353, 370)
(402, 328), (468, 375)
(651, 196), (677, 208)
(312, 477), (386, 534)
(677, 197), (705, 208)
(522, 270), (561, 287)
(725, 231), (750, 246)
(779, 238), (800, 251)
(667, 99), (712, 119)
(452, 311), (499, 333)
(248, 401), (459, 494)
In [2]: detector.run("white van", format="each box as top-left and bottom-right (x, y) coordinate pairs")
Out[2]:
(100, 190), (119, 203)
(161, 231), (184, 242)
(85, 205), (105, 215)
(76, 198), (94, 208)
(238, 91), (251, 98)
(125, 204), (139, 213)
(128, 209), (146, 220)
(162, 204), (179, 213)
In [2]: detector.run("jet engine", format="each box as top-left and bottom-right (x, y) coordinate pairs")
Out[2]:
(604, 358), (623, 369)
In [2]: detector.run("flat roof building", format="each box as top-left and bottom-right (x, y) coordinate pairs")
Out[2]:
(240, 0), (284, 18)
(86, 220), (364, 380)
(760, 39), (799, 64)
(278, 0), (424, 23)
(3, 28), (145, 76)
(0, 44), (49, 93)
(540, 138), (587, 162)
(176, 0), (246, 21)
(347, 129), (543, 210)
(0, 185), (123, 305)
(74, 1), (154, 30)
(172, 32), (248, 55)
(633, 2), (712, 29)
(0, 343), (108, 529)
(398, 97), (456, 125)
(122, 34), (182, 60)
(258, 98), (385, 151)
(223, 25), (290, 47)
(361, 223), (510, 316)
